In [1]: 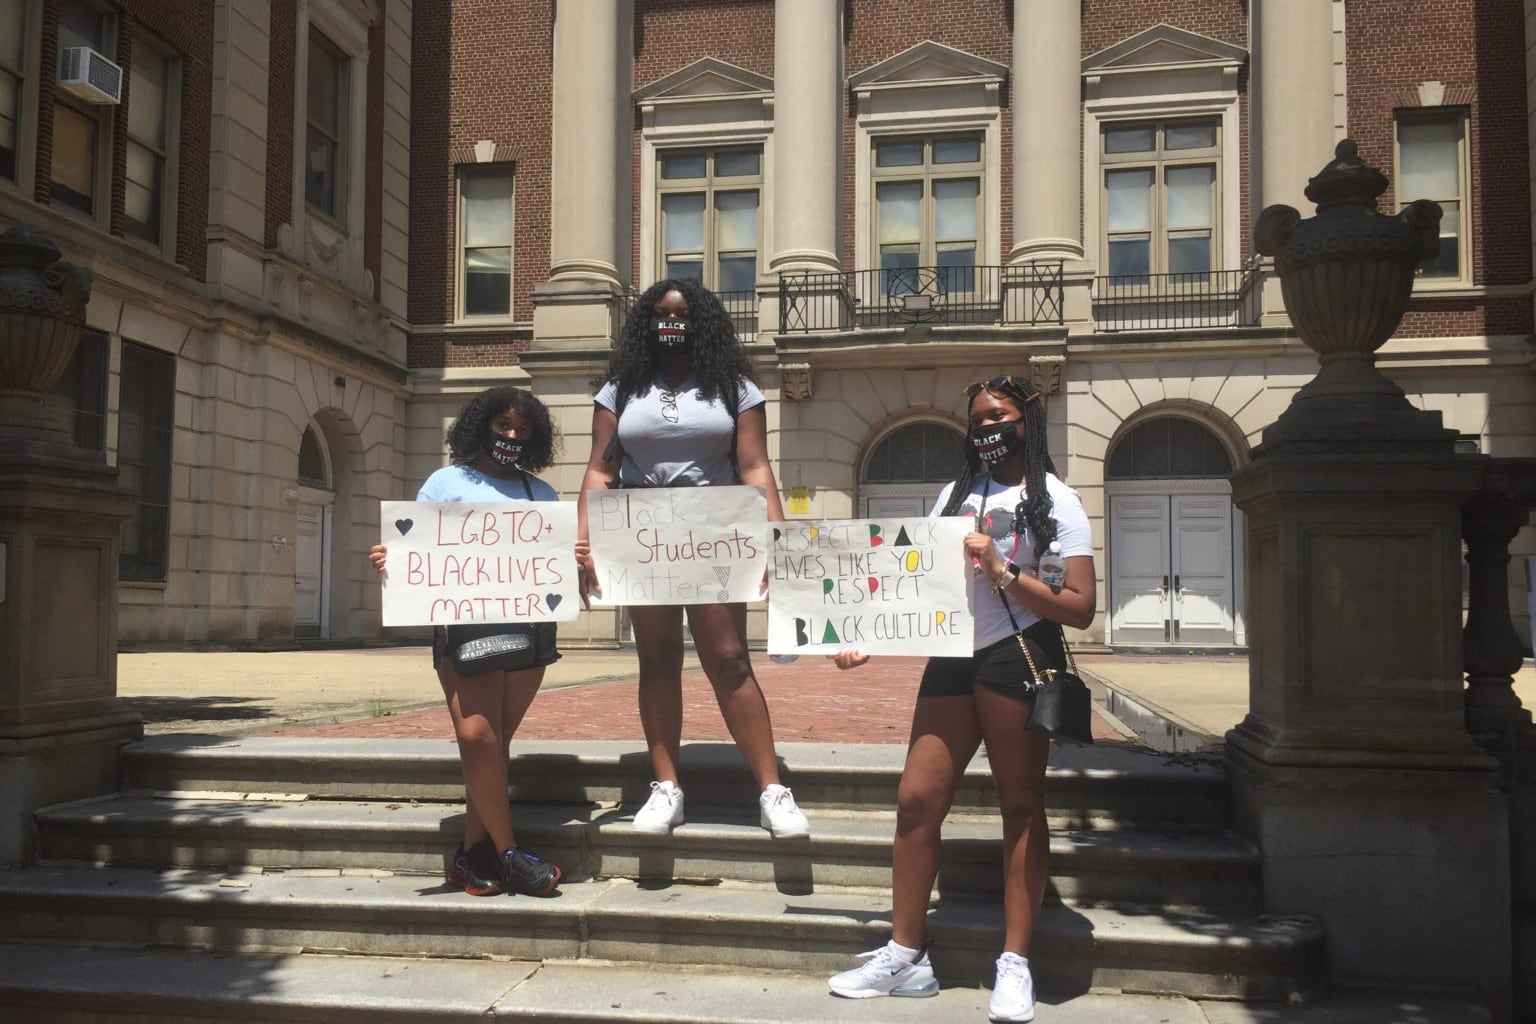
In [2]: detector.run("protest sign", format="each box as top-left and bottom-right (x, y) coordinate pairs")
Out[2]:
(584, 486), (768, 605)
(379, 500), (580, 626)
(766, 516), (974, 657)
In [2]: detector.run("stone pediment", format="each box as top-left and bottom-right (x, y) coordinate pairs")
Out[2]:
(849, 40), (1009, 95)
(1082, 24), (1247, 75)
(634, 58), (774, 105)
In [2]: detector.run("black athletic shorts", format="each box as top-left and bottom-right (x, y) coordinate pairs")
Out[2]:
(917, 618), (1064, 700)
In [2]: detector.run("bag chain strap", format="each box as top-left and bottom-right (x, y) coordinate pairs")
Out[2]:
(980, 475), (1077, 691)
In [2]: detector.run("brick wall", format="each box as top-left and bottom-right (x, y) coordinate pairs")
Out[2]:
(264, 0), (295, 250)
(1346, 0), (1533, 337)
(408, 0), (553, 327)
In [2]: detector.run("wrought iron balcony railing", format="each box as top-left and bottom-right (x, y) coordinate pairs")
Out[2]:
(1093, 267), (1262, 332)
(778, 263), (1065, 334)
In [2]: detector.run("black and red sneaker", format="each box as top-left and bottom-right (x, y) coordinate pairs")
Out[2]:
(448, 839), (503, 897)
(500, 846), (562, 896)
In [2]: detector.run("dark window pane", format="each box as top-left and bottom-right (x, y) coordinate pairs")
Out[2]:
(464, 246), (511, 316)
(867, 423), (965, 483)
(1107, 238), (1150, 279)
(47, 327), (108, 451)
(118, 341), (175, 581)
(298, 427), (328, 486)
(1106, 417), (1232, 480)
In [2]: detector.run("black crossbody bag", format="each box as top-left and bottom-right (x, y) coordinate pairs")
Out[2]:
(998, 589), (1094, 745)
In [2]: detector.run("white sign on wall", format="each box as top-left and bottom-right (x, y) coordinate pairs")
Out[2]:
(767, 516), (975, 657)
(379, 501), (581, 626)
(584, 486), (768, 606)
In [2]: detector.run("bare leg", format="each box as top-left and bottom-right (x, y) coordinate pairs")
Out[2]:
(494, 665), (545, 846)
(976, 686), (1051, 954)
(685, 602), (782, 788)
(890, 695), (982, 949)
(439, 661), (514, 853)
(628, 605), (686, 784)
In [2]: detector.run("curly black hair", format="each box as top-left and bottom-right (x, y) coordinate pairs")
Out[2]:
(597, 278), (757, 405)
(444, 385), (558, 472)
(940, 375), (1060, 559)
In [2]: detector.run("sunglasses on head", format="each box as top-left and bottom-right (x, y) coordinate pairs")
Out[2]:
(965, 375), (1039, 400)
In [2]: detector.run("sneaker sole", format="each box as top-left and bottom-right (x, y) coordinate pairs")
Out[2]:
(828, 981), (940, 1000)
(631, 819), (682, 835)
(989, 1011), (1034, 1023)
(448, 866), (503, 897)
(508, 864), (563, 898)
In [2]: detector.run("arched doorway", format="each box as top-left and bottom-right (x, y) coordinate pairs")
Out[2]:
(293, 424), (334, 639)
(860, 420), (963, 517)
(1105, 415), (1242, 647)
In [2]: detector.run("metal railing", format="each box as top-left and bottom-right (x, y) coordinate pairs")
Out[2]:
(778, 262), (1065, 333)
(1093, 267), (1261, 332)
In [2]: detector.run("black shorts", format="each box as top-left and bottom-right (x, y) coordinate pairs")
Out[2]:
(917, 619), (1065, 700)
(433, 622), (561, 677)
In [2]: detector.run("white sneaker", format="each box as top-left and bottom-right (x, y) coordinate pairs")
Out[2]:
(989, 952), (1035, 1022)
(632, 780), (684, 835)
(759, 784), (810, 838)
(827, 943), (939, 999)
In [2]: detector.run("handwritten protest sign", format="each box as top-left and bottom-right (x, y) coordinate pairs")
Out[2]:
(767, 516), (974, 657)
(584, 486), (768, 605)
(379, 501), (580, 626)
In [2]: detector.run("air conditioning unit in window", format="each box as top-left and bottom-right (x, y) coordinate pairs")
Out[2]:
(58, 47), (123, 105)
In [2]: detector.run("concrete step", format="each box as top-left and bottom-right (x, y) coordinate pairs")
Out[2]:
(0, 866), (1321, 1000)
(35, 796), (1261, 912)
(15, 946), (1480, 1024)
(121, 737), (1231, 831)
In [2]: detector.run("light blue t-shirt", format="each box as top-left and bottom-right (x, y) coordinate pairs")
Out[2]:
(594, 377), (765, 487)
(416, 463), (558, 503)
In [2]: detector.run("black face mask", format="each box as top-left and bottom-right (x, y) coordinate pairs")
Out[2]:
(484, 433), (524, 467)
(651, 317), (691, 352)
(969, 420), (1022, 465)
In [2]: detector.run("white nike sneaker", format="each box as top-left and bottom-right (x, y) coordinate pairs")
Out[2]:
(759, 784), (810, 838)
(989, 951), (1035, 1022)
(632, 780), (684, 835)
(827, 943), (939, 999)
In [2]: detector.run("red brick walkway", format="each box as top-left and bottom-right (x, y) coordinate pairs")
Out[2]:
(274, 656), (1133, 745)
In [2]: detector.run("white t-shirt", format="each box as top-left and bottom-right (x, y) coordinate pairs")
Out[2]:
(931, 472), (1094, 650)
(594, 376), (766, 487)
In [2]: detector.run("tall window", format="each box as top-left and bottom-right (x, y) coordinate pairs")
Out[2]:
(52, 0), (113, 217)
(125, 38), (173, 245)
(1397, 112), (1468, 281)
(305, 27), (347, 223)
(118, 341), (175, 582)
(1101, 119), (1219, 280)
(47, 326), (108, 451)
(872, 134), (982, 291)
(0, 0), (26, 183)
(657, 147), (761, 296)
(457, 166), (514, 318)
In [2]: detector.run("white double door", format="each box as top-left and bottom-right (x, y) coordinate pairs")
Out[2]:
(1109, 484), (1239, 646)
(294, 491), (333, 639)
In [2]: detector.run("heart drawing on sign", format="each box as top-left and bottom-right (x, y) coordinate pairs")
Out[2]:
(546, 594), (563, 612)
(394, 519), (414, 536)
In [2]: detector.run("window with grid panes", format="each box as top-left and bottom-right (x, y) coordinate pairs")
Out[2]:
(305, 27), (347, 223)
(118, 341), (175, 582)
(871, 134), (982, 293)
(457, 165), (514, 318)
(657, 147), (761, 297)
(0, 0), (26, 183)
(1101, 119), (1219, 281)
(52, 0), (113, 217)
(865, 422), (965, 483)
(125, 38), (173, 245)
(1396, 112), (1469, 281)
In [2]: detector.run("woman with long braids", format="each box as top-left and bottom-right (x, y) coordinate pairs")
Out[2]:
(826, 374), (1096, 1023)
(369, 386), (565, 898)
(575, 278), (809, 840)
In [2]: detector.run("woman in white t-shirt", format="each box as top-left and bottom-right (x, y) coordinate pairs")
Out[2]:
(826, 374), (1097, 1024)
(575, 278), (808, 841)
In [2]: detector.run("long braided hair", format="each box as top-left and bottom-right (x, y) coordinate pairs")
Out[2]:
(940, 375), (1059, 558)
(598, 278), (757, 405)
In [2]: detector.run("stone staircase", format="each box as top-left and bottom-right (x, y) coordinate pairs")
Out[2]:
(0, 736), (1325, 1022)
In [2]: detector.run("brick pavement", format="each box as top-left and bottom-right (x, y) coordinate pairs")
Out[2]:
(274, 655), (1135, 745)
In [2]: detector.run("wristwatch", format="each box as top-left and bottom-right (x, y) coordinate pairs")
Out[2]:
(990, 562), (1020, 595)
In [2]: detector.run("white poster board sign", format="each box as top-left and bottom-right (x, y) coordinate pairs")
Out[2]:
(379, 501), (580, 626)
(767, 516), (974, 657)
(584, 486), (768, 605)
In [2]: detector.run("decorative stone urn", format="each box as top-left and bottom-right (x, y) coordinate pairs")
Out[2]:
(1254, 139), (1454, 449)
(0, 223), (93, 453)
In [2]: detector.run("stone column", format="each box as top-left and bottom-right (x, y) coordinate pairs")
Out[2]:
(1233, 144), (1511, 1015)
(0, 225), (139, 867)
(1251, 0), (1335, 325)
(768, 0), (841, 276)
(530, 0), (634, 349)
(1009, 0), (1082, 263)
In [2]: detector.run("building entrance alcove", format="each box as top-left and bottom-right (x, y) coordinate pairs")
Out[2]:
(1105, 413), (1244, 647)
(294, 424), (335, 640)
(858, 419), (964, 517)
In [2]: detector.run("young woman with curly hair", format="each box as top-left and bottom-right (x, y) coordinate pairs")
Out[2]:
(575, 278), (809, 840)
(370, 385), (565, 898)
(826, 374), (1096, 1023)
